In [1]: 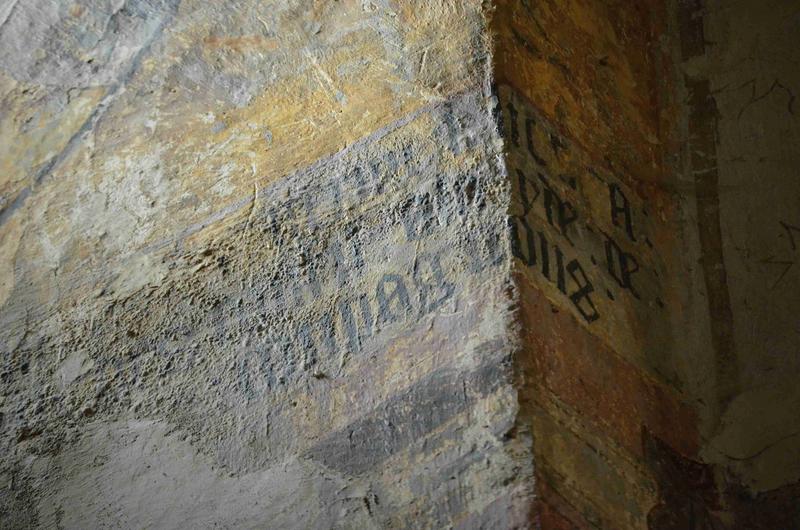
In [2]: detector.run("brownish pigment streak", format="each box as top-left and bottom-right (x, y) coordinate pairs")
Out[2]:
(681, 0), (739, 418)
(534, 478), (593, 530)
(644, 430), (721, 530)
(643, 1), (742, 527)
(677, 0), (705, 61)
(646, 430), (800, 529)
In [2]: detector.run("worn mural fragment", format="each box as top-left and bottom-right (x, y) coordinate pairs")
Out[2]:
(0, 1), (536, 528)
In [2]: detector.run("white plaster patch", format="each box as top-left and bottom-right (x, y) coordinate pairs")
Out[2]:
(56, 350), (95, 389)
(34, 420), (376, 530)
(108, 253), (168, 298)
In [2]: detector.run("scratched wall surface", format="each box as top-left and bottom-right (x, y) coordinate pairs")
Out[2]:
(0, 1), (535, 528)
(677, 0), (800, 525)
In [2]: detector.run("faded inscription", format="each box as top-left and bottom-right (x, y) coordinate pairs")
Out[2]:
(500, 85), (663, 325)
(227, 92), (508, 395)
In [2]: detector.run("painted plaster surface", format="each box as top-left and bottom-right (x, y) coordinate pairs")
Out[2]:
(490, 1), (800, 528)
(0, 1), (534, 527)
(3, 0), (800, 528)
(680, 0), (800, 494)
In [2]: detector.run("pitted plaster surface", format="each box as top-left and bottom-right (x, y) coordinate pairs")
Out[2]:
(0, 1), (534, 528)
